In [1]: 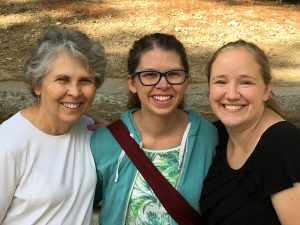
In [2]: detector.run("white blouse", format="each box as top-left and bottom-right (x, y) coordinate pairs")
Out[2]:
(0, 113), (97, 225)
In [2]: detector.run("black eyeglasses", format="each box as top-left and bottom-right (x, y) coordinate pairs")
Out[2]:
(133, 69), (188, 86)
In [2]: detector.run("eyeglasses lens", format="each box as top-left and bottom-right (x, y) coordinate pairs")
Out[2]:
(139, 70), (186, 86)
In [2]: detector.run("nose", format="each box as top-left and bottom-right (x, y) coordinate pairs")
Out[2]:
(155, 76), (170, 88)
(67, 83), (81, 97)
(225, 83), (240, 100)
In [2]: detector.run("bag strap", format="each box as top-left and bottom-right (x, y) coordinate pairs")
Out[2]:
(107, 119), (202, 225)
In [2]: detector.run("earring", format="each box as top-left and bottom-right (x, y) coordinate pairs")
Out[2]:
(37, 95), (40, 103)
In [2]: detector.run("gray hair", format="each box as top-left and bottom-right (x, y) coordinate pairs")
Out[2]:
(24, 27), (106, 97)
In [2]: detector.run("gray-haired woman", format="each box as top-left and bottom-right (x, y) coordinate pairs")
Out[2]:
(0, 27), (106, 225)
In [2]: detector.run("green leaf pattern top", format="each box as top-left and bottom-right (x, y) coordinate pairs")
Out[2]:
(125, 146), (181, 225)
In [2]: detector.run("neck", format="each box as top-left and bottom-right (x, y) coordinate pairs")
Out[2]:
(227, 108), (283, 151)
(225, 108), (284, 169)
(133, 109), (188, 149)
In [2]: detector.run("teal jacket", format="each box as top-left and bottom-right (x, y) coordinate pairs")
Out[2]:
(91, 109), (218, 225)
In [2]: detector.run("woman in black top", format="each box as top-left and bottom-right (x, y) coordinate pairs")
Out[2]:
(200, 39), (300, 225)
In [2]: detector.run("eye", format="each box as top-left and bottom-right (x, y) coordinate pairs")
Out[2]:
(214, 79), (227, 85)
(80, 78), (95, 85)
(56, 76), (69, 84)
(140, 71), (159, 80)
(240, 80), (253, 86)
(167, 70), (185, 78)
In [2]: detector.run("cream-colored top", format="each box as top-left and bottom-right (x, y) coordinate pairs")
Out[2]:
(0, 113), (97, 225)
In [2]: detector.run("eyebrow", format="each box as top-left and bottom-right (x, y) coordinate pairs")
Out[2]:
(239, 74), (256, 80)
(210, 74), (226, 80)
(139, 68), (184, 72)
(211, 74), (256, 79)
(54, 74), (69, 78)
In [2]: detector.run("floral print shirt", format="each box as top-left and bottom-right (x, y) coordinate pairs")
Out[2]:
(125, 146), (181, 225)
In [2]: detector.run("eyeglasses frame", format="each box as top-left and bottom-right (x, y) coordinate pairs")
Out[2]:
(133, 69), (189, 86)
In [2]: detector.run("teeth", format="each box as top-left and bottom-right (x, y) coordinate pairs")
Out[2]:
(224, 105), (242, 110)
(153, 96), (171, 101)
(62, 103), (80, 109)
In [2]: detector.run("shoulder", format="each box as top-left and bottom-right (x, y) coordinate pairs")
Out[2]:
(185, 109), (218, 144)
(258, 121), (300, 169)
(120, 109), (138, 132)
(0, 112), (27, 141)
(0, 112), (29, 159)
(261, 121), (300, 147)
(0, 112), (22, 133)
(91, 125), (112, 141)
(91, 109), (136, 149)
(267, 120), (299, 135)
(68, 115), (94, 141)
(186, 109), (216, 132)
(256, 121), (300, 196)
(74, 115), (94, 130)
(90, 125), (121, 160)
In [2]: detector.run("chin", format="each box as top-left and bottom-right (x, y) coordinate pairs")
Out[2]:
(218, 117), (242, 128)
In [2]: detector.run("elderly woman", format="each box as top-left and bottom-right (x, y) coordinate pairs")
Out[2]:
(0, 28), (106, 224)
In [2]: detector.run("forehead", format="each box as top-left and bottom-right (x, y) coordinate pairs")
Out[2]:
(209, 47), (265, 82)
(212, 47), (259, 71)
(218, 47), (256, 62)
(138, 48), (182, 70)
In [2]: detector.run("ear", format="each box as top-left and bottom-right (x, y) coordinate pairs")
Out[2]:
(127, 76), (137, 94)
(263, 82), (272, 101)
(33, 84), (42, 97)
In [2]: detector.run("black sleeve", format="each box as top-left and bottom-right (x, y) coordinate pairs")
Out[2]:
(256, 122), (300, 197)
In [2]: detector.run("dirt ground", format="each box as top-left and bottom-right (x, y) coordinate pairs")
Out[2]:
(0, 0), (299, 83)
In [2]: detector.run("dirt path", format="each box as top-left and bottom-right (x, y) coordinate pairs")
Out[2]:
(0, 0), (299, 83)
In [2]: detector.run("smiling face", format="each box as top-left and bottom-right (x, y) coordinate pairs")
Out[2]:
(34, 50), (96, 132)
(127, 48), (189, 117)
(209, 47), (271, 130)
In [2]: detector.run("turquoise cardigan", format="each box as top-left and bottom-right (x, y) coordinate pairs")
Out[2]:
(91, 109), (218, 225)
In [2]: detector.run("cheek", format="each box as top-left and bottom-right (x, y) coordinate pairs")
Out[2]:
(136, 87), (150, 99)
(209, 96), (218, 111)
(84, 86), (96, 100)
(208, 87), (219, 102)
(246, 87), (263, 101)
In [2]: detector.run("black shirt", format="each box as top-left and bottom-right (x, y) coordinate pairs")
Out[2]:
(200, 121), (300, 225)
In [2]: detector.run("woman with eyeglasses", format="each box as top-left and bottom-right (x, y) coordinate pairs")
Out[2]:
(91, 33), (218, 225)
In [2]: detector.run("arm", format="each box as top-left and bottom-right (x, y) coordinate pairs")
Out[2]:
(0, 149), (19, 222)
(260, 122), (300, 225)
(272, 182), (300, 225)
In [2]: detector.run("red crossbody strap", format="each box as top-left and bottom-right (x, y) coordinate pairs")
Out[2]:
(107, 119), (202, 225)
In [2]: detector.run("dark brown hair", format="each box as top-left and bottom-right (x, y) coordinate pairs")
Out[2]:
(127, 33), (189, 109)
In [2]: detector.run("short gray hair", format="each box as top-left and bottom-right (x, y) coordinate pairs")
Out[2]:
(24, 27), (106, 97)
